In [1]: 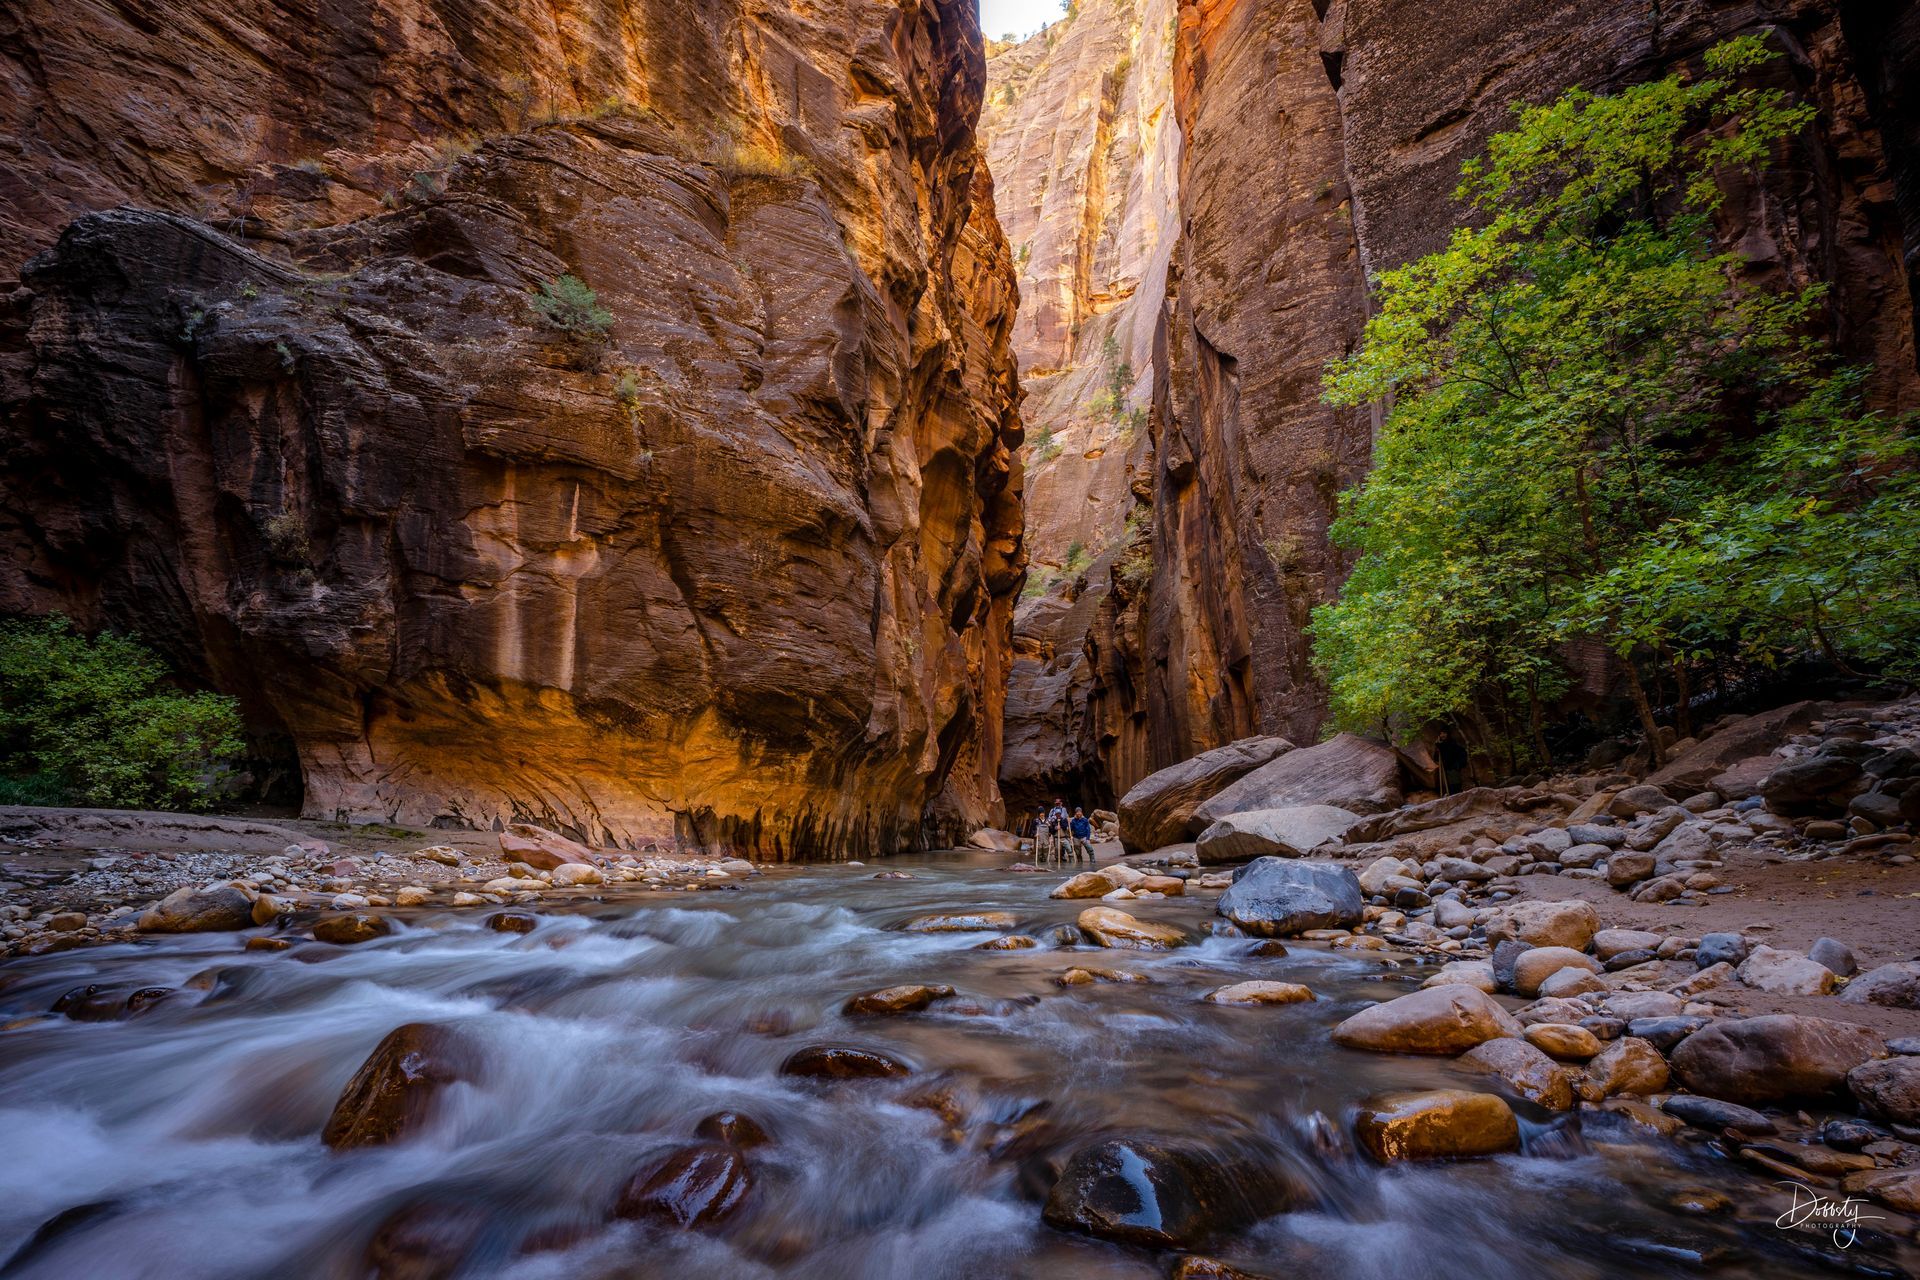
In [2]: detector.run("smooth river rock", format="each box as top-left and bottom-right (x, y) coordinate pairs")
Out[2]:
(1077, 907), (1188, 950)
(1353, 1090), (1519, 1162)
(1041, 1137), (1292, 1248)
(1193, 805), (1367, 864)
(1116, 736), (1296, 852)
(1331, 986), (1522, 1056)
(1215, 858), (1363, 937)
(1670, 1015), (1887, 1104)
(322, 1023), (476, 1150)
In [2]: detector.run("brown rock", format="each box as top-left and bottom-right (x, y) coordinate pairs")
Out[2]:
(1670, 1015), (1888, 1104)
(312, 913), (391, 945)
(1843, 1169), (1920, 1214)
(1202, 981), (1315, 1006)
(485, 912), (538, 934)
(1041, 1137), (1293, 1248)
(1193, 735), (1404, 828)
(365, 1201), (487, 1280)
(778, 1046), (912, 1080)
(1115, 736), (1296, 852)
(614, 1144), (750, 1229)
(975, 934), (1038, 950)
(1076, 906), (1188, 950)
(1330, 985), (1522, 1055)
(1057, 967), (1149, 986)
(1458, 1037), (1576, 1110)
(1848, 1057), (1920, 1126)
(1580, 1036), (1669, 1098)
(693, 1110), (771, 1149)
(1050, 869), (1127, 899)
(323, 1023), (476, 1150)
(1484, 900), (1598, 952)
(842, 984), (956, 1016)
(499, 825), (595, 871)
(138, 885), (256, 933)
(1523, 1023), (1602, 1061)
(1510, 947), (1601, 998)
(903, 912), (1018, 933)
(1354, 1090), (1520, 1162)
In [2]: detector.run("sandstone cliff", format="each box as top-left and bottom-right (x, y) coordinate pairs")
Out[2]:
(983, 0), (1179, 811)
(1078, 0), (1920, 798)
(0, 0), (1025, 857)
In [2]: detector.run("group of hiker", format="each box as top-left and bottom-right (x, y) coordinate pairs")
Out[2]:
(1018, 799), (1095, 862)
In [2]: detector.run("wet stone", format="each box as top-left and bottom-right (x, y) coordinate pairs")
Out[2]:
(693, 1110), (771, 1149)
(1658, 1095), (1775, 1135)
(614, 1143), (750, 1230)
(842, 984), (955, 1016)
(365, 1200), (488, 1280)
(313, 912), (391, 945)
(486, 912), (538, 934)
(1041, 1137), (1291, 1248)
(778, 1045), (912, 1080)
(1353, 1090), (1519, 1162)
(323, 1023), (477, 1150)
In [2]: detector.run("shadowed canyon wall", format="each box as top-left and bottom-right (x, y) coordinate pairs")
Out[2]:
(0, 0), (1025, 857)
(982, 0), (1179, 813)
(998, 0), (1920, 805)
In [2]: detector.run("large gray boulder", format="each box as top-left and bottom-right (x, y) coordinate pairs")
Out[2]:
(1193, 805), (1366, 864)
(1841, 962), (1920, 1010)
(1191, 734), (1403, 830)
(1215, 858), (1364, 937)
(1116, 736), (1295, 853)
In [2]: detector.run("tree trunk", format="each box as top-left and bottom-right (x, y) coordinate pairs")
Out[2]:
(1621, 656), (1666, 769)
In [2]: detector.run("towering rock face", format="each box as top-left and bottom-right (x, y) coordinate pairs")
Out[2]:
(0, 0), (1025, 857)
(981, 0), (1179, 812)
(1076, 0), (1920, 795)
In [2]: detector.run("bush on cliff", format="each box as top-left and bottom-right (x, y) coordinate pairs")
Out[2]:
(0, 616), (244, 811)
(1314, 36), (1918, 766)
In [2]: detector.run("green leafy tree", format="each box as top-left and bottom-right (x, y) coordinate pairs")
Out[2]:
(1313, 37), (1915, 766)
(0, 617), (244, 810)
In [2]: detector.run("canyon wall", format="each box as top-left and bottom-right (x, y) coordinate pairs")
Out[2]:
(982, 0), (1179, 812)
(0, 0), (1025, 857)
(1072, 0), (1920, 799)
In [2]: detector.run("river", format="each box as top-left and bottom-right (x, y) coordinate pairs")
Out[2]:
(0, 847), (1906, 1278)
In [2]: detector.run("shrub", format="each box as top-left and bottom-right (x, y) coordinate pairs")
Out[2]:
(714, 142), (811, 179)
(0, 616), (245, 811)
(530, 274), (614, 368)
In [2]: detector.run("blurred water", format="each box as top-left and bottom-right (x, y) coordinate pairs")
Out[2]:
(0, 848), (1907, 1278)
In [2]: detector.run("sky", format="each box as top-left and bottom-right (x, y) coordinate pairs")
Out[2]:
(979, 0), (1065, 40)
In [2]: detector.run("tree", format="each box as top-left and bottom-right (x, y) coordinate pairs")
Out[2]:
(0, 616), (245, 810)
(1312, 36), (1916, 765)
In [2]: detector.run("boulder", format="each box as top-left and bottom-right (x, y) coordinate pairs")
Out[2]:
(1670, 1015), (1887, 1104)
(1193, 805), (1366, 864)
(1191, 734), (1403, 829)
(138, 884), (256, 933)
(549, 862), (602, 887)
(1422, 961), (1497, 994)
(1849, 1058), (1920, 1126)
(1736, 946), (1836, 996)
(1116, 736), (1296, 852)
(1511, 947), (1601, 998)
(843, 984), (955, 1016)
(1840, 962), (1920, 1010)
(614, 1144), (750, 1229)
(486, 911), (537, 934)
(1484, 900), (1598, 951)
(1042, 1137), (1293, 1248)
(1608, 785), (1671, 818)
(1214, 859), (1363, 937)
(499, 823), (596, 870)
(1458, 1037), (1576, 1110)
(902, 912), (1017, 932)
(1646, 701), (1822, 793)
(1761, 754), (1864, 813)
(1844, 1169), (1920, 1215)
(322, 1023), (476, 1149)
(1695, 933), (1748, 968)
(1353, 1090), (1519, 1162)
(1203, 981), (1315, 1006)
(967, 828), (1021, 852)
(1581, 1036), (1669, 1097)
(1537, 968), (1606, 999)
(1331, 985), (1522, 1055)
(1605, 851), (1656, 887)
(1660, 1095), (1777, 1134)
(694, 1110), (771, 1148)
(1078, 907), (1188, 949)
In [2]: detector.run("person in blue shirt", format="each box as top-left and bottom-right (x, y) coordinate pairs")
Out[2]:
(1069, 808), (1093, 861)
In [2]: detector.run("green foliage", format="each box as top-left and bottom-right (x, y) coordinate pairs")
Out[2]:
(1028, 421), (1061, 464)
(1065, 540), (1088, 573)
(0, 617), (244, 811)
(1116, 507), (1154, 589)
(1312, 36), (1915, 757)
(531, 274), (614, 368)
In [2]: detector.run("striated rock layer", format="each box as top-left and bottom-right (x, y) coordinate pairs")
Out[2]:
(1078, 0), (1920, 794)
(0, 0), (1025, 857)
(982, 0), (1180, 811)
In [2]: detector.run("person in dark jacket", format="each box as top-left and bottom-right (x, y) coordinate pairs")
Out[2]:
(1069, 808), (1094, 861)
(1434, 729), (1470, 796)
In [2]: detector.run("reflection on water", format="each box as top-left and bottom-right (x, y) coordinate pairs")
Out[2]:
(0, 848), (1908, 1278)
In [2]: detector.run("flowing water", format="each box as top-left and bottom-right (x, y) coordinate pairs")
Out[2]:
(0, 848), (1910, 1279)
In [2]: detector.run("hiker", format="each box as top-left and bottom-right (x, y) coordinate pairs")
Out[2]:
(1043, 798), (1070, 861)
(1435, 729), (1470, 796)
(1069, 808), (1093, 861)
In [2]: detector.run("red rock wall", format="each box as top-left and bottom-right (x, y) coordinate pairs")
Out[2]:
(1080, 0), (1919, 791)
(0, 0), (1025, 857)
